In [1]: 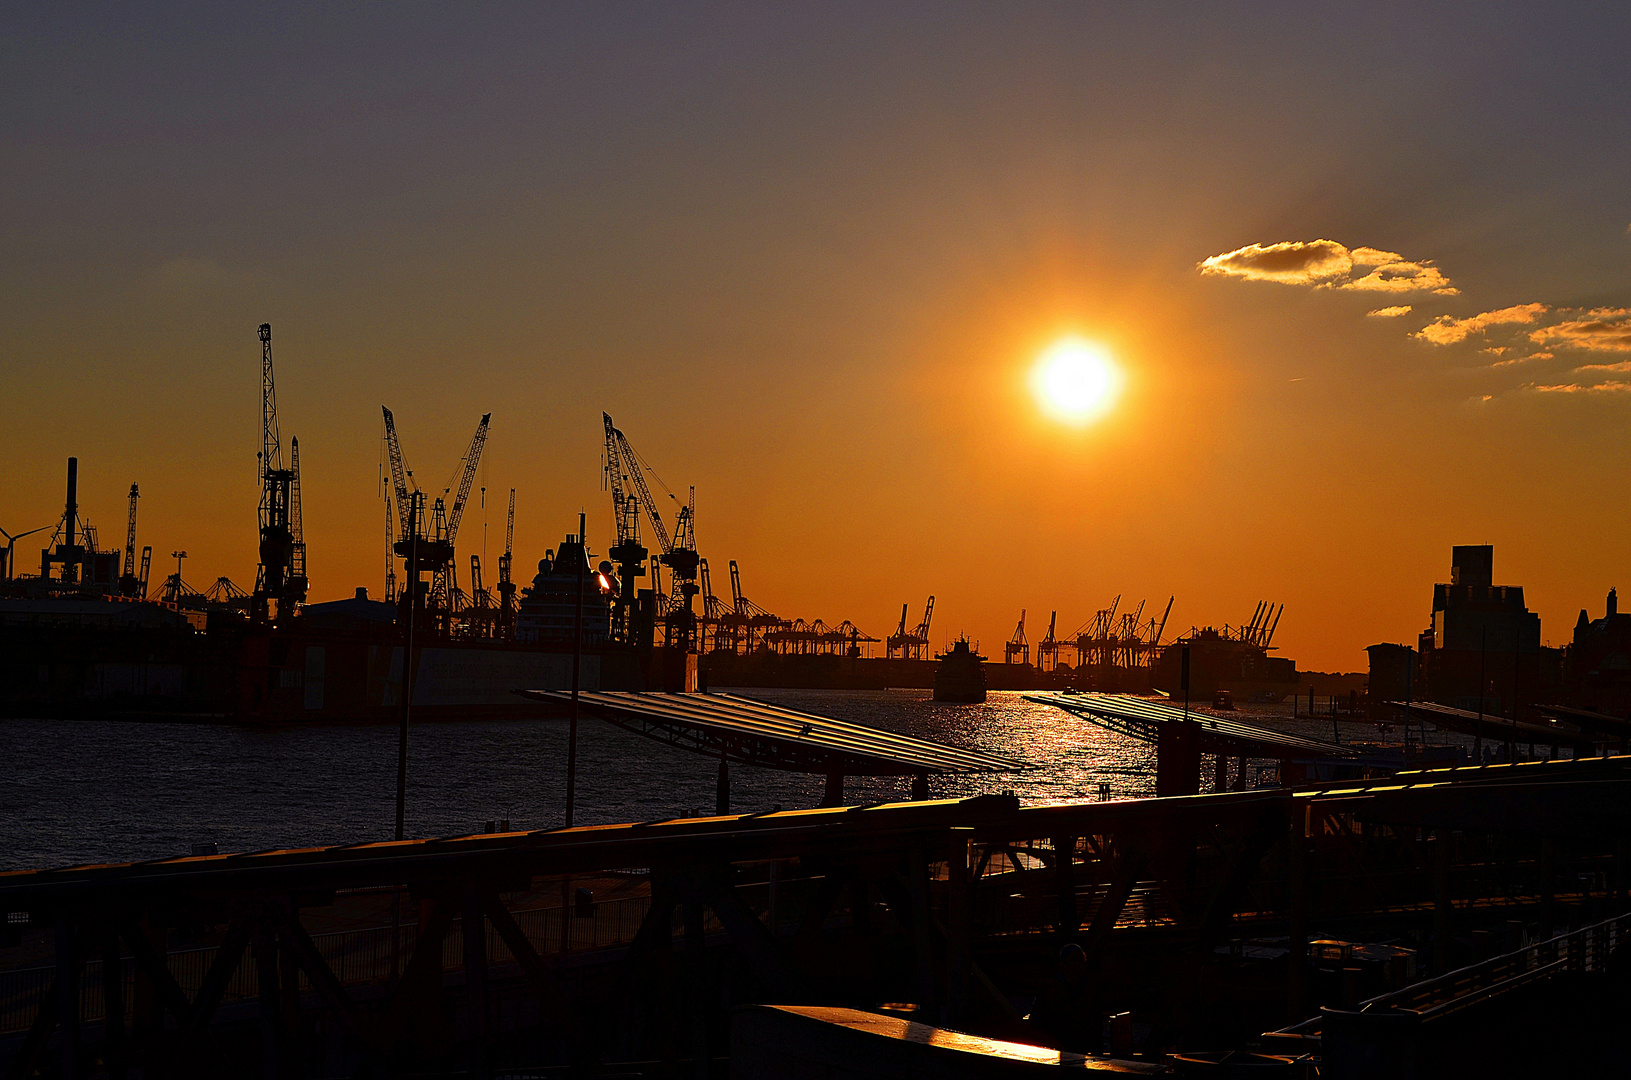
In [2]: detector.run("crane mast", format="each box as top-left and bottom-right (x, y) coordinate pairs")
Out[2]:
(497, 488), (517, 637)
(120, 484), (141, 597)
(251, 323), (302, 625)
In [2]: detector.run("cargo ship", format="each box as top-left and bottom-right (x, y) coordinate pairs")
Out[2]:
(932, 637), (988, 703)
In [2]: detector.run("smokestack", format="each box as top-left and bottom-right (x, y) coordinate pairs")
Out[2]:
(64, 457), (78, 555)
(1609, 588), (1618, 619)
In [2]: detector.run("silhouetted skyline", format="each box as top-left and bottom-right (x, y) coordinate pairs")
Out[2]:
(5, 4), (1630, 670)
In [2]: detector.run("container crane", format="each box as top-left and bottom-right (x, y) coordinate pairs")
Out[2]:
(1037, 611), (1059, 671)
(1005, 609), (1029, 665)
(886, 596), (935, 660)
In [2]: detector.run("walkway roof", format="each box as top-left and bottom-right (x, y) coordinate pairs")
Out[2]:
(514, 690), (1031, 777)
(1386, 700), (1595, 751)
(1026, 692), (1358, 760)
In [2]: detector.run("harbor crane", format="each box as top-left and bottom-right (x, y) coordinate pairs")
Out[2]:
(496, 488), (517, 636)
(382, 407), (490, 635)
(119, 484), (141, 597)
(1006, 610), (1030, 665)
(250, 324), (307, 625)
(886, 596), (935, 660)
(1037, 611), (1060, 671)
(602, 413), (700, 650)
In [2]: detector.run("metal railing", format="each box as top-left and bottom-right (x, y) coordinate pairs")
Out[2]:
(0, 893), (661, 1036)
(1360, 912), (1630, 1022)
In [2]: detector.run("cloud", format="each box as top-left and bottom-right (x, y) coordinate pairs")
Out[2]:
(1533, 381), (1631, 394)
(1527, 307), (1631, 353)
(1342, 258), (1458, 295)
(1199, 239), (1456, 295)
(1366, 305), (1413, 318)
(1412, 303), (1550, 345)
(1199, 240), (1352, 285)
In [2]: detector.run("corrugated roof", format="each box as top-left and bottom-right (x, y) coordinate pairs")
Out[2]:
(1026, 692), (1358, 758)
(1386, 700), (1594, 748)
(514, 690), (1031, 776)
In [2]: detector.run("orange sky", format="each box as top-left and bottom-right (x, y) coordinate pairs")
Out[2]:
(5, 6), (1631, 671)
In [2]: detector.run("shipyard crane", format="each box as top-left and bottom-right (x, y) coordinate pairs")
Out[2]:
(381, 408), (490, 635)
(288, 437), (308, 606)
(1006, 610), (1030, 666)
(496, 488), (517, 637)
(602, 416), (648, 645)
(119, 484), (142, 597)
(602, 413), (699, 650)
(137, 546), (152, 598)
(251, 324), (304, 625)
(427, 414), (491, 617)
(383, 490), (397, 602)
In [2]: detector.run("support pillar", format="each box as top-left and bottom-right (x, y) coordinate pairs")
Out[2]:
(684, 900), (710, 1080)
(716, 756), (730, 816)
(254, 926), (282, 1080)
(1213, 754), (1227, 793)
(1156, 723), (1201, 796)
(461, 890), (490, 1080)
(101, 926), (125, 1080)
(1287, 807), (1309, 1020)
(1432, 832), (1453, 974)
(911, 773), (929, 801)
(821, 770), (844, 807)
(946, 834), (972, 1027)
(1054, 836), (1078, 939)
(55, 916), (81, 1080)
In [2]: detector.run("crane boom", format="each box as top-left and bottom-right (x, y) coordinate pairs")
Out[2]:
(604, 414), (673, 554)
(499, 488), (515, 585)
(444, 413), (490, 544)
(381, 407), (412, 542)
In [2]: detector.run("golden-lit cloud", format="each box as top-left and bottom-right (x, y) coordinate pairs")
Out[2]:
(1343, 258), (1456, 295)
(1199, 240), (1352, 285)
(1527, 307), (1631, 353)
(1199, 240), (1457, 295)
(1366, 305), (1413, 318)
(1533, 381), (1631, 394)
(1412, 303), (1550, 345)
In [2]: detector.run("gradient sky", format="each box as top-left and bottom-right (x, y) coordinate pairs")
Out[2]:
(5, 3), (1630, 671)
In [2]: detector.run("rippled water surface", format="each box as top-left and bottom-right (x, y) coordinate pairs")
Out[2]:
(1, 689), (1417, 871)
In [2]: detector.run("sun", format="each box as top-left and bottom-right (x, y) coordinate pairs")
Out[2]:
(1030, 337), (1123, 424)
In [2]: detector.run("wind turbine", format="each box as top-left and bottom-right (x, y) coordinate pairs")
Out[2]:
(0, 524), (51, 581)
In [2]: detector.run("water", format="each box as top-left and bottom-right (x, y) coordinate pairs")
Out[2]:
(0, 689), (1437, 872)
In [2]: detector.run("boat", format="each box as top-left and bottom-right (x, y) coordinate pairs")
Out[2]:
(933, 637), (988, 703)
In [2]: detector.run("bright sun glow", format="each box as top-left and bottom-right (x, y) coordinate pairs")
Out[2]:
(1030, 338), (1123, 424)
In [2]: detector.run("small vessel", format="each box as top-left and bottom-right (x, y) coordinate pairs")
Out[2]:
(933, 637), (988, 703)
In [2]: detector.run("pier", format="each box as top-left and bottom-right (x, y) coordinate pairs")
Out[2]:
(5, 754), (1631, 1077)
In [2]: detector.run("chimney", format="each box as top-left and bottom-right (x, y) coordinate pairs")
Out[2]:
(1609, 588), (1618, 619)
(64, 457), (78, 554)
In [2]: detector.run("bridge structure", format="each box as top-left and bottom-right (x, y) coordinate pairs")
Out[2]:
(4, 757), (1631, 1077)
